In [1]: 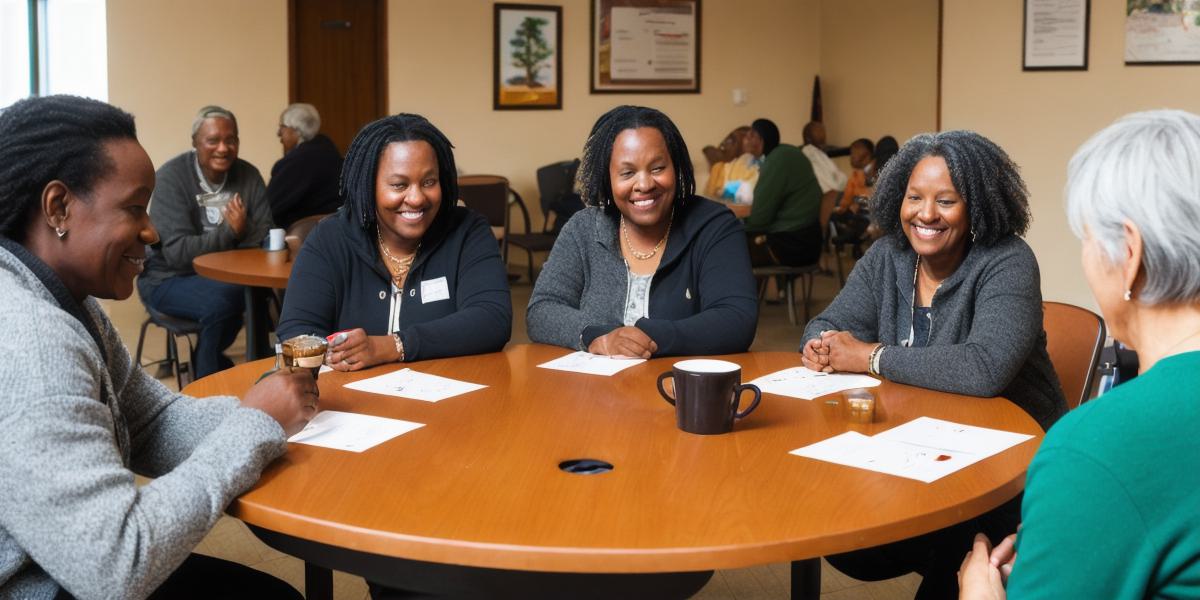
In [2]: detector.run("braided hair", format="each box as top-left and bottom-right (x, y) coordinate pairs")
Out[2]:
(576, 105), (695, 212)
(870, 130), (1031, 248)
(340, 113), (458, 235)
(0, 95), (137, 241)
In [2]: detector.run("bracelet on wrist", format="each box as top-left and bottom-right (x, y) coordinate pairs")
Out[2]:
(392, 332), (405, 362)
(867, 344), (886, 377)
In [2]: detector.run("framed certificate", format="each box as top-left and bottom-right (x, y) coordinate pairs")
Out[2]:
(590, 0), (701, 93)
(1023, 0), (1089, 71)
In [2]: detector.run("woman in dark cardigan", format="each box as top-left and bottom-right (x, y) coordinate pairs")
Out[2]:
(278, 113), (511, 368)
(800, 130), (1066, 598)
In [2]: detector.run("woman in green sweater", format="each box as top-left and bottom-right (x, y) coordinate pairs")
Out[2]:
(959, 110), (1200, 598)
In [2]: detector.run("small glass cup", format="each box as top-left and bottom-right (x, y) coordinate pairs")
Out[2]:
(281, 334), (328, 379)
(845, 388), (876, 424)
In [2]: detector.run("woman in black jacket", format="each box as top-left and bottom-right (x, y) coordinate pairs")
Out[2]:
(278, 113), (511, 367)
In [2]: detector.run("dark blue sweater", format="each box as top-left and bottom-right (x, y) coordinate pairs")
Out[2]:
(277, 205), (512, 361)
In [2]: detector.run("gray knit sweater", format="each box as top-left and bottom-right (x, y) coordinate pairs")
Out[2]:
(801, 236), (1067, 430)
(140, 151), (273, 290)
(0, 244), (286, 600)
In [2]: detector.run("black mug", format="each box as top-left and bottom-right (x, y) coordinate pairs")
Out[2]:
(656, 359), (762, 435)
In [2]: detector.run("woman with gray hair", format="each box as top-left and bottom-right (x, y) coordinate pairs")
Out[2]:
(138, 104), (274, 378)
(959, 109), (1200, 598)
(267, 102), (343, 228)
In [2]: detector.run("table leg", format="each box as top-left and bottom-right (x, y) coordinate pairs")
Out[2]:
(791, 559), (820, 600)
(305, 561), (333, 600)
(244, 287), (273, 361)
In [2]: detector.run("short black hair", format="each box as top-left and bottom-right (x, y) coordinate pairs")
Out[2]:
(874, 135), (899, 171)
(577, 105), (695, 212)
(0, 95), (137, 240)
(870, 130), (1031, 248)
(851, 138), (875, 155)
(752, 118), (781, 155)
(340, 113), (458, 235)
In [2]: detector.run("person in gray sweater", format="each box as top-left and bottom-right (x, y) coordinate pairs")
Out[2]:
(527, 105), (757, 358)
(801, 130), (1067, 598)
(137, 105), (274, 378)
(0, 95), (313, 599)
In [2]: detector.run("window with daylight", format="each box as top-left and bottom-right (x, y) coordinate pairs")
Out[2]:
(0, 0), (107, 108)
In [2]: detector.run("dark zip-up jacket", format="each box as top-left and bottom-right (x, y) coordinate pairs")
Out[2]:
(277, 205), (512, 361)
(526, 196), (758, 356)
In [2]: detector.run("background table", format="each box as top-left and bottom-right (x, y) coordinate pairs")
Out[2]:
(184, 344), (1042, 599)
(193, 248), (293, 360)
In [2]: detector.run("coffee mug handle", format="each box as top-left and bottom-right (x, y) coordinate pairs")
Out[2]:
(656, 371), (676, 406)
(733, 383), (762, 419)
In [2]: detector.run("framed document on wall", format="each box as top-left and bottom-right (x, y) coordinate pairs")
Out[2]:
(1023, 0), (1089, 71)
(590, 0), (701, 93)
(494, 3), (563, 110)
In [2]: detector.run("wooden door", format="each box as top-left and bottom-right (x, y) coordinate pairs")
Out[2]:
(289, 0), (387, 154)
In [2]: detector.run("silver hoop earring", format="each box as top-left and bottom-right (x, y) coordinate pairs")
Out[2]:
(55, 228), (67, 239)
(1123, 289), (1132, 302)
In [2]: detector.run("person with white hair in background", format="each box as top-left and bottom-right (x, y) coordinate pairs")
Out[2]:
(267, 102), (343, 229)
(138, 104), (273, 378)
(959, 109), (1200, 599)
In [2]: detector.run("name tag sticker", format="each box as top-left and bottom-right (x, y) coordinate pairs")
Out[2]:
(420, 277), (450, 303)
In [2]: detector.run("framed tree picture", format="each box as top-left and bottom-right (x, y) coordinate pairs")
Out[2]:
(494, 3), (563, 110)
(590, 0), (701, 93)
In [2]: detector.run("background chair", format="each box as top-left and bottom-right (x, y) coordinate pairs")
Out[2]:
(507, 159), (582, 283)
(753, 264), (822, 326)
(133, 305), (201, 389)
(1042, 301), (1106, 410)
(458, 175), (523, 264)
(285, 212), (331, 244)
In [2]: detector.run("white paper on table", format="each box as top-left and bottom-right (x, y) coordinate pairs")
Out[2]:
(318, 365), (333, 374)
(790, 418), (1034, 483)
(287, 410), (424, 453)
(343, 368), (486, 402)
(749, 366), (880, 400)
(537, 351), (646, 376)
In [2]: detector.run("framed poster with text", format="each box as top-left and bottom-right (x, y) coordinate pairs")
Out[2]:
(590, 0), (700, 93)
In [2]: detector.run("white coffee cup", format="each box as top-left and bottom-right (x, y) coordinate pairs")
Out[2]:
(267, 228), (285, 251)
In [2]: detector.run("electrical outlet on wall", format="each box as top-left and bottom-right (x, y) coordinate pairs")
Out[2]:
(732, 88), (747, 106)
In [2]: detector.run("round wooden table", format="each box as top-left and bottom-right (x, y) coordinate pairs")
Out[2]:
(192, 248), (294, 360)
(185, 344), (1042, 598)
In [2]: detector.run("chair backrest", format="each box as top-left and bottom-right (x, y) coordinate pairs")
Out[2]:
(1043, 301), (1106, 410)
(535, 160), (579, 214)
(457, 175), (510, 228)
(286, 212), (332, 243)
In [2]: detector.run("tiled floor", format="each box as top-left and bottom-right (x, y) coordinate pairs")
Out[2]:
(101, 254), (920, 599)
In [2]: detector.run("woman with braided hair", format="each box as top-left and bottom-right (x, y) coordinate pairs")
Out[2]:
(527, 105), (758, 358)
(0, 95), (312, 598)
(800, 130), (1066, 598)
(277, 113), (511, 368)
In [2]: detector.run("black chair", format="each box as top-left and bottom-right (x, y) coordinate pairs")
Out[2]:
(752, 264), (822, 326)
(458, 175), (523, 264)
(133, 305), (202, 389)
(507, 159), (582, 283)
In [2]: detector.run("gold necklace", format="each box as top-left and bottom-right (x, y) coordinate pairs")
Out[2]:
(620, 212), (672, 261)
(378, 230), (419, 285)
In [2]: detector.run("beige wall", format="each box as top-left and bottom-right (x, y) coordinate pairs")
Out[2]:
(943, 1), (1200, 309)
(819, 0), (939, 148)
(387, 0), (821, 218)
(107, 0), (288, 177)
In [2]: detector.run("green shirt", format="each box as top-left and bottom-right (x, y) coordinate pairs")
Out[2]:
(1007, 350), (1200, 599)
(744, 143), (821, 234)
